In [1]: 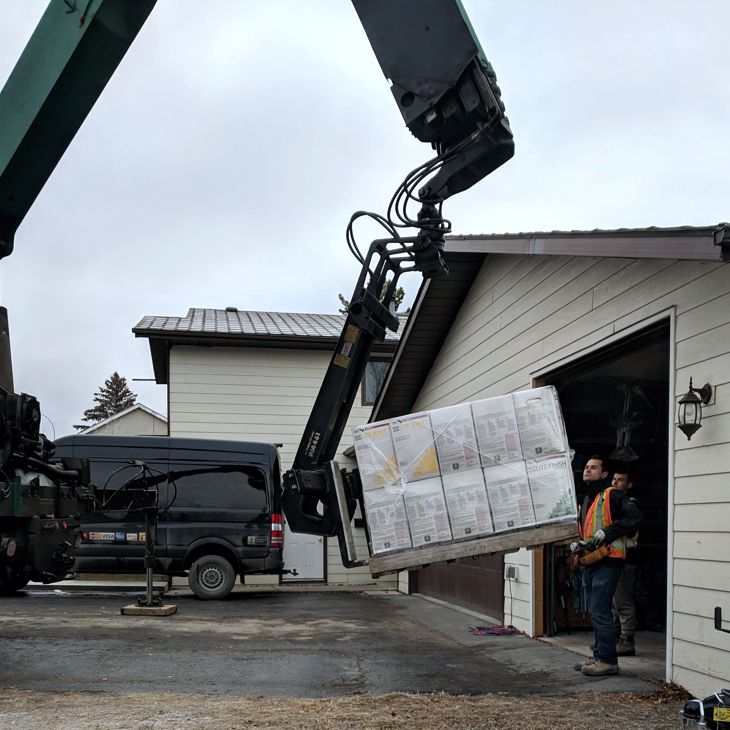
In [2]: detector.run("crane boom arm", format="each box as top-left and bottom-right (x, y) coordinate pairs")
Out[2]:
(0, 0), (156, 259)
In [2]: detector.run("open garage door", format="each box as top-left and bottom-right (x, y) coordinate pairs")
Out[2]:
(542, 320), (670, 637)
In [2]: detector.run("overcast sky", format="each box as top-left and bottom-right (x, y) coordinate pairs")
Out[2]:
(1, 1), (728, 438)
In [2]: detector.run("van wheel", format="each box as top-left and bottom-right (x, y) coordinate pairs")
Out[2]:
(0, 570), (30, 596)
(188, 555), (236, 600)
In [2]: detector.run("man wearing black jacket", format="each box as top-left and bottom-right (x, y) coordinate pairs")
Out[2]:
(572, 455), (643, 676)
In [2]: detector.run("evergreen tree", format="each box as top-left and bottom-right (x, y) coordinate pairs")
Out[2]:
(338, 281), (406, 314)
(74, 372), (137, 431)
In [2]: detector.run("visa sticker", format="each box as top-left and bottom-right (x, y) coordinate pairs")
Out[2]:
(100, 532), (114, 541)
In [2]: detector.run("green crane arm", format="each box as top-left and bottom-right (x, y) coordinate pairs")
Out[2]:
(0, 0), (157, 259)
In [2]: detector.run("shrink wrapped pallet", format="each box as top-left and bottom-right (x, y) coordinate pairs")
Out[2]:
(353, 385), (577, 561)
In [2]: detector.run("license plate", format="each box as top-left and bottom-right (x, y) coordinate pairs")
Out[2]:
(714, 706), (730, 722)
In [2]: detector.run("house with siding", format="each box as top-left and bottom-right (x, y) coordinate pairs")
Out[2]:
(370, 223), (730, 698)
(133, 308), (402, 588)
(77, 403), (168, 436)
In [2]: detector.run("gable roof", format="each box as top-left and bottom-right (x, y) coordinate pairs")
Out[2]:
(135, 308), (406, 385)
(79, 403), (167, 434)
(371, 223), (729, 422)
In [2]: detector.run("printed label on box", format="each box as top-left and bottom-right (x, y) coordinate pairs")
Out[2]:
(353, 422), (401, 491)
(513, 386), (568, 457)
(363, 489), (412, 554)
(431, 403), (481, 473)
(392, 413), (440, 482)
(442, 469), (494, 538)
(526, 452), (577, 523)
(403, 477), (453, 546)
(471, 395), (523, 466)
(483, 461), (536, 532)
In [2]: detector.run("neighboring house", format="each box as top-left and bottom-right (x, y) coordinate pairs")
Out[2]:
(79, 403), (168, 436)
(371, 223), (730, 697)
(133, 308), (401, 588)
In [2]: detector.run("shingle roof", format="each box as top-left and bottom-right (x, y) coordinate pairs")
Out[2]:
(134, 308), (404, 341)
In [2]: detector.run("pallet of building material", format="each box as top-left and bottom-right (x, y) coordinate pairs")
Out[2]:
(367, 520), (578, 577)
(352, 386), (578, 575)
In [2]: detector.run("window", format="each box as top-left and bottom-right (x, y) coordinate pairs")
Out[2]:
(166, 464), (268, 511)
(362, 359), (389, 406)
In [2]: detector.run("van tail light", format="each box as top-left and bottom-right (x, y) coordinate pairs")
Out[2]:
(271, 514), (283, 548)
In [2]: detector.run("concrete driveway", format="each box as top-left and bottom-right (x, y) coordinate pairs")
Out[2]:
(0, 587), (657, 697)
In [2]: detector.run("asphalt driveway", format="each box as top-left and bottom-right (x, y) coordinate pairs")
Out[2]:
(0, 587), (657, 697)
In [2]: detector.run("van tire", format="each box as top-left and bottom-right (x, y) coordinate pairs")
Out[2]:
(0, 571), (30, 595)
(188, 555), (236, 600)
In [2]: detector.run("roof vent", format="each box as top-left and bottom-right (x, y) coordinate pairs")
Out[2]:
(225, 306), (238, 312)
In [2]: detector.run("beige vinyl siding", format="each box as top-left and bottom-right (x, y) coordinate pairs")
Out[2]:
(86, 409), (167, 436)
(169, 345), (396, 589)
(410, 253), (730, 695)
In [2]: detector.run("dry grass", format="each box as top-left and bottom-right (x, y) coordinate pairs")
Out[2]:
(0, 684), (691, 729)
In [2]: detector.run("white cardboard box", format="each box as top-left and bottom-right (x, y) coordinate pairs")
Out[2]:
(403, 477), (453, 547)
(513, 387), (568, 458)
(391, 413), (440, 482)
(482, 461), (537, 533)
(353, 421), (401, 491)
(362, 489), (412, 553)
(471, 394), (523, 466)
(526, 452), (577, 523)
(442, 469), (494, 538)
(431, 403), (481, 473)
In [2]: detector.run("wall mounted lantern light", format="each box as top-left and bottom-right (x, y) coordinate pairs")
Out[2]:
(677, 378), (713, 441)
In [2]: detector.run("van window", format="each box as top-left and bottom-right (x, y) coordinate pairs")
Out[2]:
(88, 460), (168, 510)
(166, 464), (268, 511)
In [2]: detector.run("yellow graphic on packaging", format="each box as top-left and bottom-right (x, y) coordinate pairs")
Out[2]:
(410, 450), (439, 478)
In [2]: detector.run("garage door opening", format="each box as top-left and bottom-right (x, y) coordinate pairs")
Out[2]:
(540, 320), (670, 657)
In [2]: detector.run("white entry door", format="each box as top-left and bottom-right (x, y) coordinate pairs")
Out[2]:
(282, 522), (325, 581)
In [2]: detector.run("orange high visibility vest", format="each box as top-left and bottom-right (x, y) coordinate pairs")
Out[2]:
(579, 487), (627, 560)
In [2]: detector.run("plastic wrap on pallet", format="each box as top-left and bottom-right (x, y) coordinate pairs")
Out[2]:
(513, 387), (568, 458)
(354, 385), (576, 559)
(362, 488), (412, 552)
(353, 421), (401, 491)
(442, 468), (494, 538)
(403, 476), (452, 546)
(482, 460), (537, 532)
(526, 452), (578, 523)
(430, 403), (481, 473)
(391, 412), (440, 482)
(471, 394), (523, 466)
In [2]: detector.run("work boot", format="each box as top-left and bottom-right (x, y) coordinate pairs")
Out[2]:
(574, 657), (596, 671)
(581, 661), (620, 677)
(616, 636), (636, 657)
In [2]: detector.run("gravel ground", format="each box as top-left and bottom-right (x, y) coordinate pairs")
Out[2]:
(0, 685), (690, 729)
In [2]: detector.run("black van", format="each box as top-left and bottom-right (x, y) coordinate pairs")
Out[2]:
(53, 435), (284, 599)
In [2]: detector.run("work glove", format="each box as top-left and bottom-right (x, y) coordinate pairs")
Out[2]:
(569, 542), (580, 554)
(589, 529), (606, 547)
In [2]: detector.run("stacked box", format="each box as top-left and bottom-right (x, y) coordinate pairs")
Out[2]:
(472, 395), (523, 466)
(353, 385), (575, 556)
(482, 461), (536, 532)
(391, 413), (440, 482)
(363, 489), (412, 553)
(526, 453), (577, 523)
(353, 421), (401, 491)
(442, 469), (494, 538)
(403, 476), (452, 546)
(513, 387), (567, 458)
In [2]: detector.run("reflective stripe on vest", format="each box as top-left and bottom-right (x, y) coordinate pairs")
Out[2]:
(580, 487), (626, 560)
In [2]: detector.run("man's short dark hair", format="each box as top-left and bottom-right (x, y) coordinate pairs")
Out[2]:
(613, 468), (632, 482)
(588, 454), (607, 471)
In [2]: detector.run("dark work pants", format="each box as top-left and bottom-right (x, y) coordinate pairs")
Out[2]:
(583, 561), (623, 665)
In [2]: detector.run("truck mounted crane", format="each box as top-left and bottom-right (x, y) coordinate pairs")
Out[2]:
(0, 0), (514, 587)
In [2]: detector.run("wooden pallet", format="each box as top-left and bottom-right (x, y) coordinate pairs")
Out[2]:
(368, 521), (578, 577)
